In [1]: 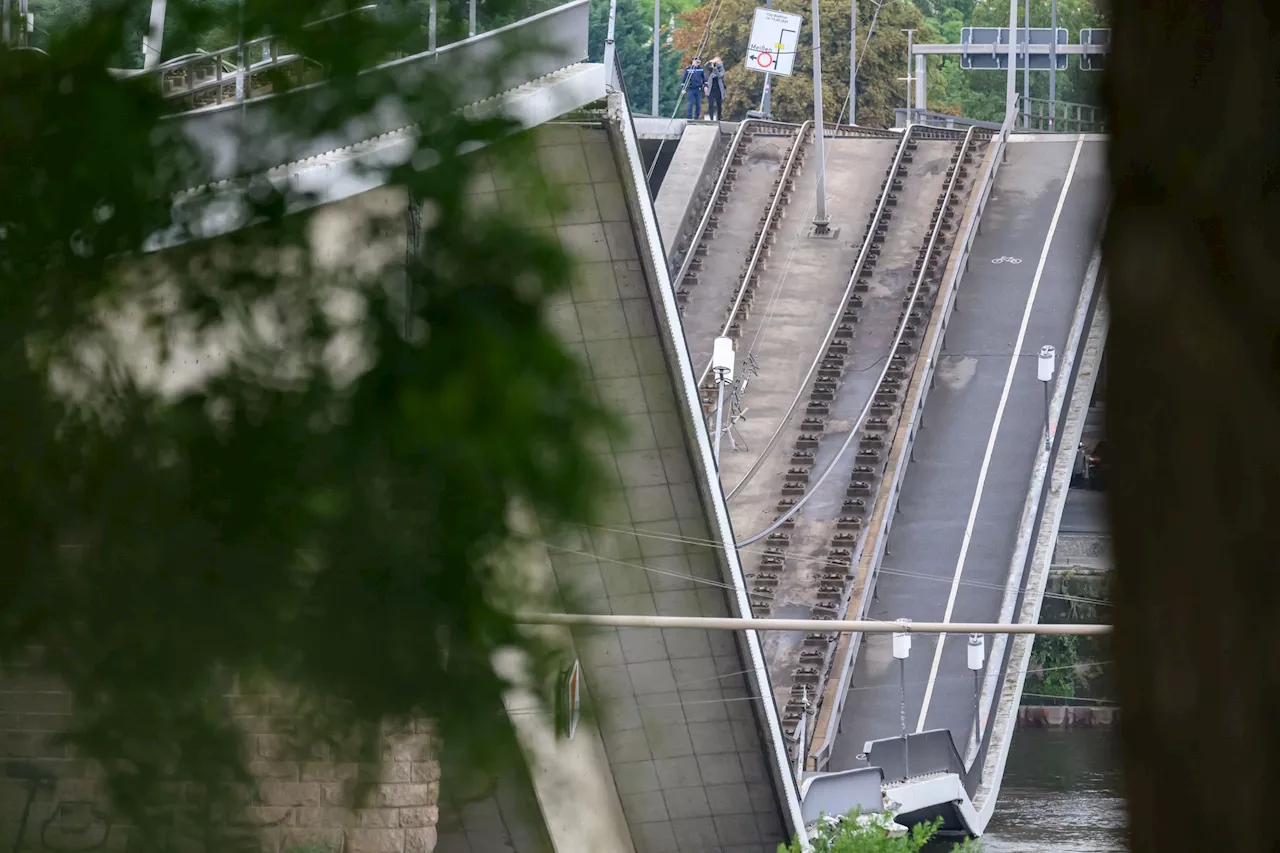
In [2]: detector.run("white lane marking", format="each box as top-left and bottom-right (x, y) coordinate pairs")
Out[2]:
(914, 137), (1085, 733)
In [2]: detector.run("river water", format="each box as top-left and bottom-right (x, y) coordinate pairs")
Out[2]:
(979, 727), (1127, 852)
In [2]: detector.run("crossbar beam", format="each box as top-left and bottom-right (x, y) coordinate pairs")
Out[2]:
(913, 43), (1106, 55)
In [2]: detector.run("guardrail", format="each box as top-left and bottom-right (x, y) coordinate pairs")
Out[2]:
(1017, 97), (1107, 133)
(895, 108), (1002, 132)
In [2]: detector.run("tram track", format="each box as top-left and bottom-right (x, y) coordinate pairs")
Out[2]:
(723, 124), (993, 749)
(672, 121), (901, 391)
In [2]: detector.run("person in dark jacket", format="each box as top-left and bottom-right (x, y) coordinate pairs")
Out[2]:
(706, 56), (727, 121)
(681, 57), (706, 119)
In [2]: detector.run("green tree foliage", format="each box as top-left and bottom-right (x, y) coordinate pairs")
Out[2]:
(778, 812), (984, 852)
(589, 0), (684, 115)
(667, 0), (1103, 127)
(673, 0), (931, 127)
(922, 0), (1108, 122)
(1, 0), (614, 847)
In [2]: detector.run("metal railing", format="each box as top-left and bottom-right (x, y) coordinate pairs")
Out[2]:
(895, 108), (1002, 132)
(1018, 97), (1107, 133)
(167, 0), (591, 187)
(110, 5), (379, 109)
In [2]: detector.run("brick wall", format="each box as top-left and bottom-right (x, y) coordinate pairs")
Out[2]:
(0, 653), (440, 853)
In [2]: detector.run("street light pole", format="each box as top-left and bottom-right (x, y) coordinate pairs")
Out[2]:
(1049, 0), (1058, 129)
(142, 0), (168, 69)
(894, 619), (912, 777)
(1038, 345), (1057, 451)
(1004, 0), (1018, 124)
(967, 633), (985, 748)
(1022, 0), (1030, 129)
(810, 0), (830, 231)
(652, 0), (660, 116)
(848, 0), (856, 125)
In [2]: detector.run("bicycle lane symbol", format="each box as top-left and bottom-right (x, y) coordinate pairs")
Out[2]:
(991, 256), (1022, 265)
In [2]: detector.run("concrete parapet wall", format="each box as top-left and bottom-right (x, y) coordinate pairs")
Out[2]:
(0, 652), (442, 853)
(1016, 706), (1119, 728)
(652, 125), (723, 268)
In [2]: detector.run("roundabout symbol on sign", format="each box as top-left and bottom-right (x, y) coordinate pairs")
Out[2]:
(991, 256), (1022, 265)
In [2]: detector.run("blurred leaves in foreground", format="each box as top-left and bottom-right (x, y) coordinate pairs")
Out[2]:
(0, 0), (616, 847)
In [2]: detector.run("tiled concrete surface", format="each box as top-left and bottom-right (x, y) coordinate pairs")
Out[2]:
(459, 124), (788, 853)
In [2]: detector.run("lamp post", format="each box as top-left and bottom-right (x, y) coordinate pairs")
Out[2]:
(893, 618), (912, 777)
(1038, 345), (1056, 451)
(810, 0), (829, 232)
(967, 633), (985, 749)
(652, 0), (660, 116)
(711, 337), (736, 467)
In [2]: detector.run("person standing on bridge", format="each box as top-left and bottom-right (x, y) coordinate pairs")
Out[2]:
(681, 57), (707, 120)
(706, 57), (727, 122)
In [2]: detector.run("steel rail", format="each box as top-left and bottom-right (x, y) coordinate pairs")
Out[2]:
(693, 119), (812, 388)
(722, 123), (929, 504)
(692, 122), (902, 389)
(734, 124), (987, 548)
(669, 118), (803, 292)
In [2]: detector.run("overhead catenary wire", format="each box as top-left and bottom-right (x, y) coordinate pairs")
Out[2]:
(643, 0), (727, 183)
(544, 525), (1114, 609)
(503, 660), (1116, 718)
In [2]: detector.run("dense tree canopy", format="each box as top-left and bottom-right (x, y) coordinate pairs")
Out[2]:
(589, 0), (684, 115)
(664, 0), (1104, 127)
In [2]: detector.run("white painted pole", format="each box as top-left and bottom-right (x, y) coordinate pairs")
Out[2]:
(810, 0), (829, 229)
(848, 0), (856, 125)
(914, 52), (925, 116)
(142, 0), (168, 70)
(516, 612), (1112, 635)
(1004, 0), (1018, 126)
(652, 0), (661, 116)
(603, 0), (618, 90)
(469, 0), (476, 37)
(1022, 0), (1030, 129)
(1049, 0), (1058, 129)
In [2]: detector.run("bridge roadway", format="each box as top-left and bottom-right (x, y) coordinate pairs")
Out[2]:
(830, 135), (1108, 771)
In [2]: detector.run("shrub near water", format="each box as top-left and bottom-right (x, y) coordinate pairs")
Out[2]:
(778, 812), (984, 853)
